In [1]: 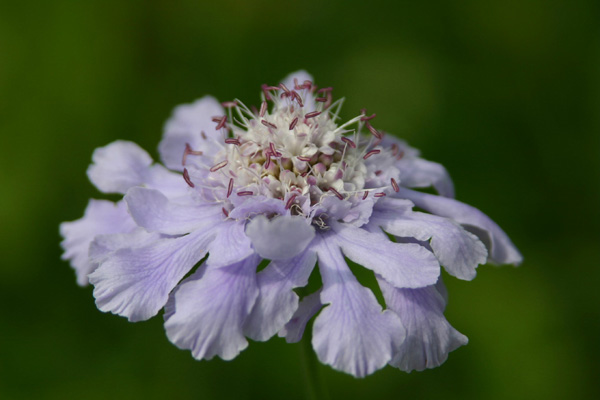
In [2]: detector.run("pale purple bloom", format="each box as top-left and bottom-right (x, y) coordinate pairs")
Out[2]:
(60, 71), (522, 377)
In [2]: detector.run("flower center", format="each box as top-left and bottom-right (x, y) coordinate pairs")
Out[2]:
(183, 80), (399, 218)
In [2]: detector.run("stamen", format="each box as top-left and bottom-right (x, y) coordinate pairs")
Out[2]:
(297, 155), (312, 162)
(227, 178), (234, 198)
(375, 170), (383, 176)
(285, 194), (298, 210)
(391, 143), (399, 156)
(237, 191), (253, 196)
(222, 207), (229, 217)
(264, 154), (272, 169)
(182, 143), (191, 165)
(260, 101), (268, 117)
(221, 101), (238, 108)
(183, 168), (195, 188)
(201, 131), (207, 140)
(365, 122), (382, 139)
(305, 111), (321, 119)
(374, 192), (386, 197)
(363, 149), (381, 159)
(315, 97), (327, 102)
(291, 91), (304, 107)
(289, 117), (299, 130)
(360, 113), (376, 121)
(261, 120), (277, 129)
(269, 143), (282, 157)
(210, 160), (228, 172)
(212, 116), (227, 130)
(279, 83), (290, 95)
(340, 137), (356, 148)
(391, 178), (399, 192)
(328, 187), (344, 200)
(317, 87), (333, 93)
(224, 138), (240, 145)
(362, 191), (369, 200)
(397, 150), (405, 160)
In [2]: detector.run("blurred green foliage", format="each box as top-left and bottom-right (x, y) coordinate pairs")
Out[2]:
(1, 1), (599, 399)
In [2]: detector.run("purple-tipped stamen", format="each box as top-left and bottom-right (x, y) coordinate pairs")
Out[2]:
(328, 187), (344, 200)
(289, 117), (299, 130)
(227, 178), (234, 198)
(363, 149), (381, 160)
(183, 168), (195, 188)
(210, 160), (228, 172)
(341, 137), (356, 148)
(391, 178), (399, 193)
(225, 138), (241, 145)
(237, 191), (253, 196)
(305, 111), (321, 119)
(374, 192), (386, 198)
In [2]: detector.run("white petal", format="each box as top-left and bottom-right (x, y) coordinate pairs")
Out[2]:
(89, 227), (217, 322)
(60, 199), (136, 286)
(164, 254), (261, 360)
(159, 96), (225, 171)
(312, 236), (405, 377)
(244, 249), (317, 341)
(378, 277), (468, 372)
(245, 215), (315, 260)
(331, 221), (440, 289)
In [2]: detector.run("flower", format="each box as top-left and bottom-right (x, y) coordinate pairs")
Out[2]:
(60, 71), (522, 377)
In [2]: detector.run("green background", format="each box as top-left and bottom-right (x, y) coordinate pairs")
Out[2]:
(1, 1), (599, 399)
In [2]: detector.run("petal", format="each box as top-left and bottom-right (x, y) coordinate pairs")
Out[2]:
(378, 277), (468, 372)
(244, 249), (317, 341)
(278, 290), (323, 343)
(87, 141), (153, 194)
(164, 254), (261, 360)
(396, 188), (523, 265)
(159, 96), (225, 171)
(206, 221), (254, 267)
(399, 157), (455, 198)
(372, 200), (488, 280)
(312, 236), (405, 378)
(331, 221), (440, 289)
(89, 227), (217, 322)
(125, 187), (222, 235)
(245, 215), (315, 260)
(60, 199), (136, 286)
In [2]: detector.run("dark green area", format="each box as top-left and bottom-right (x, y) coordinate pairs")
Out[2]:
(1, 0), (598, 399)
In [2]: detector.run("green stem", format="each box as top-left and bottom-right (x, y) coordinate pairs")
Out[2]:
(300, 332), (329, 400)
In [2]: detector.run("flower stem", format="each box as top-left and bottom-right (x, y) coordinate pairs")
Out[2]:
(300, 332), (329, 400)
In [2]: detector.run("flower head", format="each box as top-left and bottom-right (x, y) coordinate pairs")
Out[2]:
(60, 71), (522, 377)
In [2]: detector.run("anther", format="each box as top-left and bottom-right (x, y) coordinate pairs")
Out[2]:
(269, 143), (282, 157)
(391, 178), (399, 192)
(363, 149), (381, 159)
(297, 155), (312, 162)
(375, 170), (383, 176)
(289, 117), (299, 130)
(222, 207), (229, 217)
(279, 83), (290, 94)
(315, 97), (327, 102)
(260, 101), (268, 117)
(285, 194), (298, 210)
(237, 191), (253, 196)
(397, 150), (405, 160)
(340, 137), (356, 148)
(261, 120), (277, 129)
(317, 87), (333, 93)
(210, 160), (228, 172)
(212, 116), (227, 130)
(182, 143), (203, 165)
(291, 91), (304, 107)
(183, 168), (195, 188)
(365, 122), (382, 139)
(201, 131), (207, 140)
(305, 111), (321, 119)
(328, 187), (344, 200)
(227, 178), (234, 198)
(374, 192), (386, 198)
(224, 138), (240, 145)
(360, 113), (376, 121)
(362, 191), (369, 200)
(221, 101), (238, 108)
(391, 143), (399, 156)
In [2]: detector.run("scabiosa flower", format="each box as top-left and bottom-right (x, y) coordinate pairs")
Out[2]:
(60, 71), (522, 377)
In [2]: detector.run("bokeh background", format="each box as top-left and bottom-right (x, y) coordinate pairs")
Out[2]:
(1, 1), (599, 399)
